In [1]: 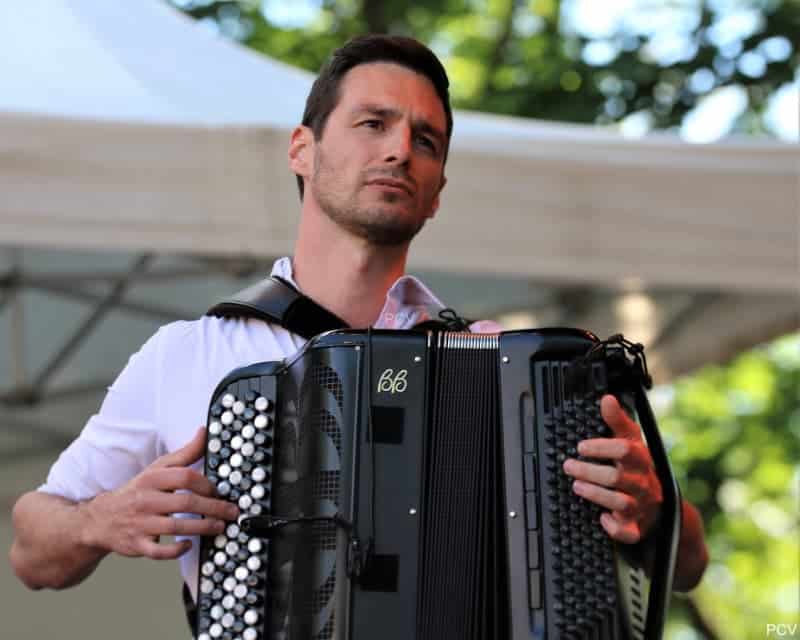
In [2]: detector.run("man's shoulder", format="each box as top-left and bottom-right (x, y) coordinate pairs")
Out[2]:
(154, 314), (304, 372)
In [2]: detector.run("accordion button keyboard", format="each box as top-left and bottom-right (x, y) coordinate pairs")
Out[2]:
(197, 386), (275, 640)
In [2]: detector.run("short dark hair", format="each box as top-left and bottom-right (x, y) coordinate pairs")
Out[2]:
(296, 34), (453, 199)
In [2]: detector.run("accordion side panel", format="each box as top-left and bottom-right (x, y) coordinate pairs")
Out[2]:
(350, 332), (428, 640)
(498, 332), (551, 640)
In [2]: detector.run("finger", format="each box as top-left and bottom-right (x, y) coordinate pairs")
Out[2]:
(576, 438), (650, 469)
(141, 515), (227, 538)
(600, 395), (640, 440)
(143, 467), (218, 497)
(572, 480), (637, 515)
(151, 427), (207, 469)
(563, 458), (640, 494)
(600, 512), (641, 544)
(139, 537), (193, 560)
(148, 491), (239, 521)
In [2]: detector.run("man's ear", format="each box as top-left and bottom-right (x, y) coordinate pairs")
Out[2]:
(288, 125), (313, 178)
(427, 174), (447, 219)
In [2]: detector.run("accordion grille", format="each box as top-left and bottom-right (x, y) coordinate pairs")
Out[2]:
(269, 363), (345, 640)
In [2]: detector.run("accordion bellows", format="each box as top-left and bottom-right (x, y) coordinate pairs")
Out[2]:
(195, 328), (680, 640)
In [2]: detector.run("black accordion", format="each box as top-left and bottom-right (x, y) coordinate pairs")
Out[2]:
(195, 328), (681, 640)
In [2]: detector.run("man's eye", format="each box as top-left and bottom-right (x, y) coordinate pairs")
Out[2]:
(362, 119), (383, 129)
(416, 135), (437, 152)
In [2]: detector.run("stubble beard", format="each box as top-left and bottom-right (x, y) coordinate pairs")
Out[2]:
(310, 148), (429, 247)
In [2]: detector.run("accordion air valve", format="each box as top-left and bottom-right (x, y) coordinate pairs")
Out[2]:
(195, 328), (681, 640)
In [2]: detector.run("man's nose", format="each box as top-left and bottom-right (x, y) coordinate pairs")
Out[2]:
(383, 125), (412, 165)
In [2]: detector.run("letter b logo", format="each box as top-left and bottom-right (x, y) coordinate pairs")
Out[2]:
(377, 369), (408, 394)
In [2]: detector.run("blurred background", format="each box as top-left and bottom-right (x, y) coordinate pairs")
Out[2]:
(0, 0), (797, 638)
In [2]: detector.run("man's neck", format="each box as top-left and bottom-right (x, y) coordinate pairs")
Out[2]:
(292, 210), (409, 328)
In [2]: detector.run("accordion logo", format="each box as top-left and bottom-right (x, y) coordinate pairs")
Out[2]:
(377, 368), (408, 394)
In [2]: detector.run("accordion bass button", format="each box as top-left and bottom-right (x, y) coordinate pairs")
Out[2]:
(254, 397), (271, 412)
(221, 394), (235, 409)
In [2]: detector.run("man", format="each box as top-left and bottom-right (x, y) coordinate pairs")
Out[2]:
(10, 34), (707, 611)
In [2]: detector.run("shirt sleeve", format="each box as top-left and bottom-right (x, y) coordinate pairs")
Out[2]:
(38, 325), (168, 502)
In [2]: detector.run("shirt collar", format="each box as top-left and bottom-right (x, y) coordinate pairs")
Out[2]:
(270, 256), (446, 330)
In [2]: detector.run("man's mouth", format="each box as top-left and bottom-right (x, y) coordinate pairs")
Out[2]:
(367, 178), (414, 195)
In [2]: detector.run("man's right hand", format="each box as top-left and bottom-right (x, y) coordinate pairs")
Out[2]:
(84, 427), (240, 560)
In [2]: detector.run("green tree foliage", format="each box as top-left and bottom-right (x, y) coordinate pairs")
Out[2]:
(658, 334), (800, 639)
(170, 0), (798, 138)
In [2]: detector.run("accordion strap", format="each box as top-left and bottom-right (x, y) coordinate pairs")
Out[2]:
(631, 381), (682, 638)
(206, 276), (348, 339)
(207, 276), (472, 336)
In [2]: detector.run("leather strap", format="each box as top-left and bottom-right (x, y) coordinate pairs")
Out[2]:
(206, 276), (349, 339)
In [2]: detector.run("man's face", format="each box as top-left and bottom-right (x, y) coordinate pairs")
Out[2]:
(303, 62), (448, 246)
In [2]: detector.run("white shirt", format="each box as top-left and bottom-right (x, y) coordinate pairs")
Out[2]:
(39, 257), (500, 600)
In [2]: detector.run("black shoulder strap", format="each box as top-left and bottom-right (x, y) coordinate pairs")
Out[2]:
(206, 276), (349, 339)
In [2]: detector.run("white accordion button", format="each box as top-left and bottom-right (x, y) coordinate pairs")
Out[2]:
(234, 584), (248, 599)
(247, 556), (262, 571)
(233, 400), (246, 416)
(251, 468), (266, 483)
(209, 623), (223, 638)
(254, 396), (270, 412)
(243, 627), (257, 640)
(222, 612), (235, 628)
(207, 439), (222, 454)
(208, 421), (222, 436)
(222, 594), (235, 610)
(229, 470), (242, 486)
(231, 435), (244, 450)
(235, 566), (249, 581)
(200, 579), (214, 595)
(213, 551), (226, 566)
(223, 576), (237, 592)
(226, 523), (240, 538)
(241, 442), (255, 457)
(221, 411), (234, 426)
(254, 414), (268, 429)
(247, 538), (262, 553)
(249, 503), (263, 516)
(201, 562), (215, 576)
(250, 485), (265, 500)
(230, 453), (243, 468)
(210, 605), (223, 620)
(242, 424), (255, 439)
(221, 394), (235, 408)
(218, 464), (231, 478)
(214, 535), (226, 549)
(238, 494), (253, 510)
(244, 610), (259, 625)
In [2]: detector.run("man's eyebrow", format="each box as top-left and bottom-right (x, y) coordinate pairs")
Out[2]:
(351, 103), (446, 145)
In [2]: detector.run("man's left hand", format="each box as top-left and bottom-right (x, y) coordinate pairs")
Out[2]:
(562, 394), (663, 544)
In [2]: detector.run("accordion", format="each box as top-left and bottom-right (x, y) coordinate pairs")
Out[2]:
(194, 328), (681, 640)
